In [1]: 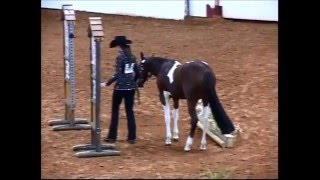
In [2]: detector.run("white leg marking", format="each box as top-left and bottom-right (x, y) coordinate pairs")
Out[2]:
(184, 136), (193, 151)
(200, 106), (210, 150)
(163, 91), (171, 145)
(196, 99), (204, 116)
(172, 108), (179, 141)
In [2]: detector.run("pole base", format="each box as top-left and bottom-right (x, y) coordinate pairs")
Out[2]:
(75, 149), (120, 158)
(196, 99), (238, 148)
(51, 123), (91, 131)
(48, 118), (89, 126)
(72, 143), (116, 151)
(197, 116), (237, 148)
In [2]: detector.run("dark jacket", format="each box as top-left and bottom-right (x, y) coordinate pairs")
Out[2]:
(107, 47), (140, 90)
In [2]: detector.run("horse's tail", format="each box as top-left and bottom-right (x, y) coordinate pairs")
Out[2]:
(203, 72), (235, 134)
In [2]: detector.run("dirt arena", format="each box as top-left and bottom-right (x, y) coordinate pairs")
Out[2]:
(41, 9), (278, 179)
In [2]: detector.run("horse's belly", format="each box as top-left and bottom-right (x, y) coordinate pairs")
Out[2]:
(170, 89), (186, 99)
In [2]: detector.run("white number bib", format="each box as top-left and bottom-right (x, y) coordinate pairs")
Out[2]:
(124, 63), (135, 74)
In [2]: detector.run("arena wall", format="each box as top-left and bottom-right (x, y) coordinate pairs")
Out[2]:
(221, 0), (278, 21)
(41, 0), (186, 20)
(41, 0), (278, 21)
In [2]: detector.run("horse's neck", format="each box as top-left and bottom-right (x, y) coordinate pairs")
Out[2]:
(150, 58), (173, 76)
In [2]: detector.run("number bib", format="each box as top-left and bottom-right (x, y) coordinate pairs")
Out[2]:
(124, 63), (135, 74)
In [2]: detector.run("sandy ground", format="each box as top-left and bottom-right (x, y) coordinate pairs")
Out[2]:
(41, 9), (278, 179)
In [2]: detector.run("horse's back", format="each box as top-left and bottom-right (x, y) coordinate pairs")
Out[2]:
(180, 60), (214, 99)
(182, 60), (214, 78)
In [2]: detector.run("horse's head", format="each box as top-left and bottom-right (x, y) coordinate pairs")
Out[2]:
(137, 52), (153, 87)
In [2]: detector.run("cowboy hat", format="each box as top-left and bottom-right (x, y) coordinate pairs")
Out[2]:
(109, 36), (132, 48)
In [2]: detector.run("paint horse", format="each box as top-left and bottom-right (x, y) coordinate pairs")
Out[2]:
(137, 52), (235, 151)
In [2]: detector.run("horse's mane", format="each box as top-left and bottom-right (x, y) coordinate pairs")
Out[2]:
(147, 56), (176, 65)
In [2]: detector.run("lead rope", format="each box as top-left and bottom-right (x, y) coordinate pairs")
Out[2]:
(135, 83), (141, 105)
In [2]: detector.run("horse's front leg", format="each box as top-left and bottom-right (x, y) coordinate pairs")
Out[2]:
(160, 91), (172, 145)
(172, 98), (179, 141)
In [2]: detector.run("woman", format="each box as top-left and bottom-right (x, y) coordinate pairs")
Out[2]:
(101, 36), (140, 144)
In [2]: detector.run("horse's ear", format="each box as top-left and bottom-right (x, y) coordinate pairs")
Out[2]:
(140, 52), (144, 60)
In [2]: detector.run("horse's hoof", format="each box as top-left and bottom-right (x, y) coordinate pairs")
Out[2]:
(172, 132), (179, 141)
(165, 137), (172, 145)
(172, 137), (179, 142)
(184, 147), (191, 152)
(184, 144), (192, 151)
(200, 144), (207, 150)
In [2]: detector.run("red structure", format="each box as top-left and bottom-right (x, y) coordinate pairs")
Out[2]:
(206, 0), (222, 17)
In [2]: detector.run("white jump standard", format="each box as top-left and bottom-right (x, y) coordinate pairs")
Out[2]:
(72, 17), (120, 158)
(48, 4), (90, 131)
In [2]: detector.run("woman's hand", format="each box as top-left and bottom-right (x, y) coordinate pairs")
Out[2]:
(100, 82), (106, 87)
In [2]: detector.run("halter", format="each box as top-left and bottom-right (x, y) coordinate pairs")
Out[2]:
(139, 62), (152, 82)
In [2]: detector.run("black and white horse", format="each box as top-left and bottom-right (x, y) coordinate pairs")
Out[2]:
(137, 52), (235, 151)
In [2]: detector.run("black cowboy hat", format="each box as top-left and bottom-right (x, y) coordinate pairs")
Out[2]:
(109, 36), (132, 48)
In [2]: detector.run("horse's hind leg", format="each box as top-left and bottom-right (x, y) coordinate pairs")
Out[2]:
(200, 100), (210, 150)
(172, 98), (179, 141)
(184, 99), (198, 152)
